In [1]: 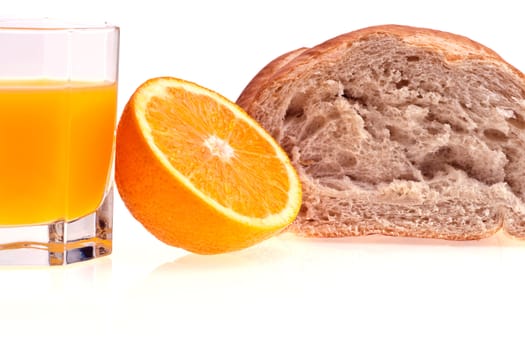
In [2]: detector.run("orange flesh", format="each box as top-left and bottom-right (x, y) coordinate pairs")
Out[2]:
(146, 88), (290, 218)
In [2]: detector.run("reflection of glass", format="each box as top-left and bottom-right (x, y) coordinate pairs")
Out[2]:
(0, 18), (119, 265)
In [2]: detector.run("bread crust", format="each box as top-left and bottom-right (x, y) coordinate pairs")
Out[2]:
(239, 24), (525, 112)
(289, 216), (503, 241)
(237, 48), (308, 109)
(237, 25), (525, 240)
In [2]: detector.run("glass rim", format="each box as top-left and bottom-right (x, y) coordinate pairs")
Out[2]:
(0, 17), (118, 31)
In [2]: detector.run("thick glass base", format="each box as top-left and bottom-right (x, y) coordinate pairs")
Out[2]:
(0, 189), (113, 265)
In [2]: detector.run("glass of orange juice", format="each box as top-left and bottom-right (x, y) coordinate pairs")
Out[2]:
(0, 18), (119, 265)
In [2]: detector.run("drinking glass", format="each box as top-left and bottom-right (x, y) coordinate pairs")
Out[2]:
(0, 18), (119, 265)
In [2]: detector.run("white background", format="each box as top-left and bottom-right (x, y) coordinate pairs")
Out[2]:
(1, 0), (525, 348)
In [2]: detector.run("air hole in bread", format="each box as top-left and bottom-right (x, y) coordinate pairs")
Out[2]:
(386, 125), (406, 143)
(336, 152), (357, 167)
(395, 79), (410, 89)
(507, 112), (525, 129)
(503, 146), (525, 197)
(420, 146), (458, 179)
(327, 210), (339, 218)
(285, 97), (305, 120)
(425, 126), (442, 135)
(406, 55), (420, 62)
(342, 89), (367, 106)
(483, 128), (508, 142)
(421, 146), (478, 181)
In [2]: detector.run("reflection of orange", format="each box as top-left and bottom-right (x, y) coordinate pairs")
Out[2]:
(115, 77), (302, 254)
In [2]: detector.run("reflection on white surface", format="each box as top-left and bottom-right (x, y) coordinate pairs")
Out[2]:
(121, 233), (525, 349)
(3, 228), (524, 348)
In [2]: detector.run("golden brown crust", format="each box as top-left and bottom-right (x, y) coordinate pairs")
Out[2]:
(237, 48), (308, 112)
(237, 24), (525, 109)
(289, 221), (503, 241)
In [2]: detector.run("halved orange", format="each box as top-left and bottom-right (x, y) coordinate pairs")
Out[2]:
(115, 77), (302, 254)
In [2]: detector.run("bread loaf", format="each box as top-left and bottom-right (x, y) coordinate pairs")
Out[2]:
(237, 24), (525, 240)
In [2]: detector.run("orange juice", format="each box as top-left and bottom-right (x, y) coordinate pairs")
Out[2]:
(0, 80), (117, 225)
